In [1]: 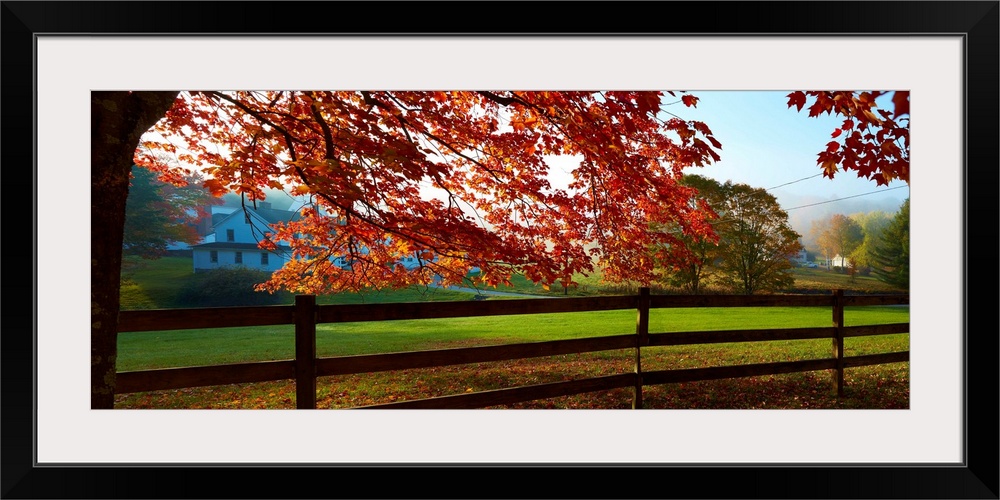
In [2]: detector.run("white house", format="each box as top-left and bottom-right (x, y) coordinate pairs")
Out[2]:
(190, 201), (437, 274)
(191, 202), (299, 273)
(831, 254), (853, 268)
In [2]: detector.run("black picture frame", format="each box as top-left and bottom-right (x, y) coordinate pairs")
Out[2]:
(4, 1), (997, 498)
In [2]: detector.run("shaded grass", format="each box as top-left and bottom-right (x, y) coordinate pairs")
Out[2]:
(120, 256), (195, 309)
(114, 353), (909, 410)
(120, 256), (474, 310)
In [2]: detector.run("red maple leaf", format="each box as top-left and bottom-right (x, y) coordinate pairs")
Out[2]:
(786, 91), (806, 112)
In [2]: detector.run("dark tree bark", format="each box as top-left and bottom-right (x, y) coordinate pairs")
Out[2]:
(91, 91), (179, 409)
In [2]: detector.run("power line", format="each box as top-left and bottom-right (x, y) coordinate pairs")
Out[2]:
(766, 173), (824, 191)
(783, 185), (909, 211)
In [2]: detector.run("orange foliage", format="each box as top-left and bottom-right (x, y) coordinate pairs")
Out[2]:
(136, 91), (722, 294)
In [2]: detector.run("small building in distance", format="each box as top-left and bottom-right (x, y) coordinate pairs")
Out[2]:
(191, 201), (299, 273)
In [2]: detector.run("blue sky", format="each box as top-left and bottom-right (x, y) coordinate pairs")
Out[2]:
(670, 90), (909, 206)
(540, 90), (911, 237)
(660, 90), (911, 238)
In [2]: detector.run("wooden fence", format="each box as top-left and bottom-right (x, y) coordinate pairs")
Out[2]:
(115, 288), (909, 409)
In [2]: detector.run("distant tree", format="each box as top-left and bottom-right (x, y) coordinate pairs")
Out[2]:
(713, 182), (803, 295)
(848, 210), (892, 275)
(871, 198), (909, 288)
(123, 165), (220, 259)
(809, 218), (834, 267)
(815, 213), (864, 270)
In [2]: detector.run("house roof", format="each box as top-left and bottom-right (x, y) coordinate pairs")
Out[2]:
(249, 206), (301, 225)
(212, 205), (301, 230)
(210, 212), (231, 227)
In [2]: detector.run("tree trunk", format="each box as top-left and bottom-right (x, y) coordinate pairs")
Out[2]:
(91, 91), (179, 409)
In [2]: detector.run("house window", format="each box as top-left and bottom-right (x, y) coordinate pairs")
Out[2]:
(261, 253), (269, 265)
(226, 229), (235, 242)
(210, 250), (218, 263)
(235, 251), (243, 264)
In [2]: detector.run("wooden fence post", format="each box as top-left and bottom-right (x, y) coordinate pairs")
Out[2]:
(295, 294), (317, 409)
(633, 287), (650, 409)
(831, 289), (845, 397)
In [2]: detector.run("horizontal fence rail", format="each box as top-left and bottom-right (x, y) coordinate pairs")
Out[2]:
(115, 289), (910, 409)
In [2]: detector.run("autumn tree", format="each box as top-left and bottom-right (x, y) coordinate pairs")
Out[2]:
(712, 182), (803, 295)
(787, 91), (909, 185)
(871, 198), (910, 289)
(92, 91), (181, 409)
(94, 90), (722, 407)
(653, 174), (724, 293)
(93, 89), (909, 408)
(814, 213), (864, 270)
(135, 91), (723, 294)
(123, 164), (219, 259)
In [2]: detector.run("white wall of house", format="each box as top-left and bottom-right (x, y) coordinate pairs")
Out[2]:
(213, 210), (273, 245)
(831, 254), (853, 267)
(191, 206), (296, 273)
(191, 205), (439, 274)
(193, 247), (290, 272)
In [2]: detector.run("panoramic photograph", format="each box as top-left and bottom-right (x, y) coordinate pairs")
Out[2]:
(92, 89), (910, 410)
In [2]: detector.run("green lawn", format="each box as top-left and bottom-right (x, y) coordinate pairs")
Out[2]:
(465, 266), (907, 297)
(115, 304), (909, 409)
(117, 255), (909, 371)
(117, 304), (908, 370)
(114, 255), (909, 410)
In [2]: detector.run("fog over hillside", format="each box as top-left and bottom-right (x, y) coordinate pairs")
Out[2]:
(773, 190), (909, 250)
(220, 187), (302, 211)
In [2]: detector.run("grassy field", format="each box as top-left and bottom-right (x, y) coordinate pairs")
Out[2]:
(116, 305), (908, 370)
(113, 256), (909, 409)
(783, 267), (907, 294)
(461, 266), (907, 297)
(120, 256), (907, 309)
(120, 256), (474, 309)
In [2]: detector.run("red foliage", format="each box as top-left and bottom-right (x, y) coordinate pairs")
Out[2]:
(136, 91), (722, 294)
(786, 91), (909, 185)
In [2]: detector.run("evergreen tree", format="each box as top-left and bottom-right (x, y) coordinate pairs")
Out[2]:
(871, 198), (909, 288)
(123, 165), (219, 259)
